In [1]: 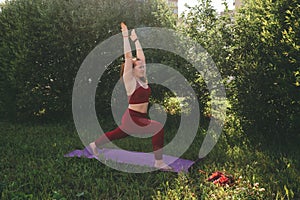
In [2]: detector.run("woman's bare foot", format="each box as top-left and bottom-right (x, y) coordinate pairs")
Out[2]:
(154, 160), (173, 171)
(89, 142), (99, 156)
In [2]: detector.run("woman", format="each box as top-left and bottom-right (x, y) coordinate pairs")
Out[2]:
(89, 22), (172, 170)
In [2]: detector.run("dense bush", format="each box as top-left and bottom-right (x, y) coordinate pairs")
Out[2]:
(179, 0), (300, 146)
(0, 0), (176, 122)
(232, 0), (300, 144)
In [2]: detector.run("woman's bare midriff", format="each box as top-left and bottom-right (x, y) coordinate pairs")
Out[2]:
(128, 103), (148, 113)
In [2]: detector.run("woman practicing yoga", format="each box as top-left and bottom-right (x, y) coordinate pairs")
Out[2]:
(89, 22), (172, 170)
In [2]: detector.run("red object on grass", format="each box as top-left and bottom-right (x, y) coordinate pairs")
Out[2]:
(207, 171), (223, 181)
(207, 171), (234, 186)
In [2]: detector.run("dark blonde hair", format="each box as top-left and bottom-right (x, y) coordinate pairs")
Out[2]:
(120, 57), (141, 77)
(120, 57), (147, 83)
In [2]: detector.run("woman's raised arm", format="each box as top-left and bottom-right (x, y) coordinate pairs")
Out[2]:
(130, 29), (146, 79)
(130, 29), (145, 63)
(121, 22), (136, 95)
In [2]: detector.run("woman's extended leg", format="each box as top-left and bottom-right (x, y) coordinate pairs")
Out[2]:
(89, 127), (129, 155)
(90, 109), (172, 170)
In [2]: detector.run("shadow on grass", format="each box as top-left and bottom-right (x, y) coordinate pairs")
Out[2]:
(1, 122), (299, 199)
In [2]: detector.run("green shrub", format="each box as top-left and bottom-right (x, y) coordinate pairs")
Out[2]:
(0, 0), (176, 122)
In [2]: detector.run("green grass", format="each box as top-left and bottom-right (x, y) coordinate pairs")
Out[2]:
(0, 121), (299, 199)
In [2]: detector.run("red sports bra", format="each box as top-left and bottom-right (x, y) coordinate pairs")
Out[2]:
(128, 81), (151, 104)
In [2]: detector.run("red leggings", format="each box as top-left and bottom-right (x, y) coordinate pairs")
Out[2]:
(95, 109), (164, 160)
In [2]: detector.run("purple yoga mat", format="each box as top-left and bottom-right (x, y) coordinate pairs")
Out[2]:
(64, 147), (195, 173)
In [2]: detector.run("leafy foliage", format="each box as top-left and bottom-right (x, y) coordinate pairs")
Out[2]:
(231, 0), (300, 144)
(0, 0), (176, 122)
(176, 0), (300, 198)
(179, 0), (300, 145)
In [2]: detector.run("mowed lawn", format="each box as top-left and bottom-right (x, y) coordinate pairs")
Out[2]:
(0, 122), (299, 199)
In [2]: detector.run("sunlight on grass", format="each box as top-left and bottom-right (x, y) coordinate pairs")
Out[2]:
(0, 122), (299, 199)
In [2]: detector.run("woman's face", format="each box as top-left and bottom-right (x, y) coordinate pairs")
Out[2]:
(133, 60), (145, 78)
